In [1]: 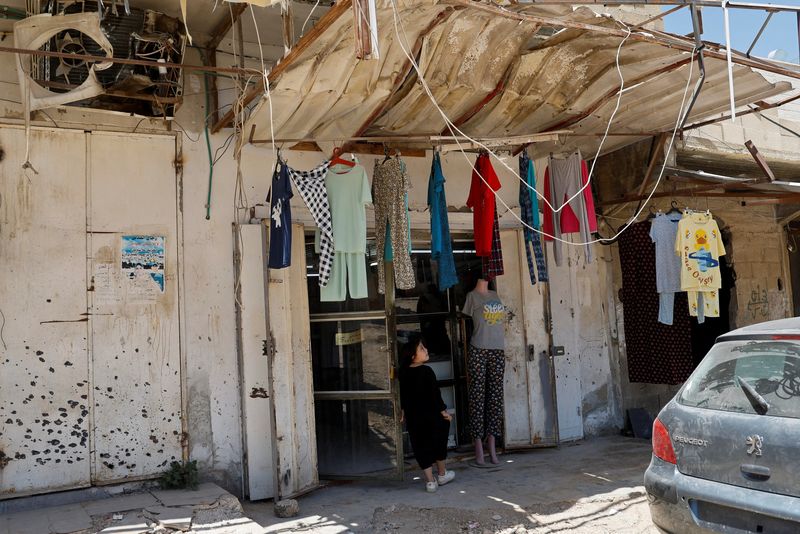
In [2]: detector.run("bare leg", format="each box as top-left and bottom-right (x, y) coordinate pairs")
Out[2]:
(487, 435), (500, 464)
(435, 460), (446, 477)
(422, 466), (435, 483)
(473, 438), (485, 465)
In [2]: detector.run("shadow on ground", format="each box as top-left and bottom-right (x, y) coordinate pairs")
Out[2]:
(244, 435), (659, 534)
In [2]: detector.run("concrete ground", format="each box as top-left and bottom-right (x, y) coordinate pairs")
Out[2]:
(1, 436), (658, 533)
(0, 483), (248, 534)
(245, 435), (660, 533)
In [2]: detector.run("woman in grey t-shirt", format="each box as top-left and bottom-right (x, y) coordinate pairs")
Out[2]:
(462, 279), (505, 466)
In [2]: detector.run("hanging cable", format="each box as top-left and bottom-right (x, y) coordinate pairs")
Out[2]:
(387, 0), (696, 247)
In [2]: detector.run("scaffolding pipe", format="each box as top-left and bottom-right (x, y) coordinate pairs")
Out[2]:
(723, 0), (736, 121)
(679, 3), (707, 130)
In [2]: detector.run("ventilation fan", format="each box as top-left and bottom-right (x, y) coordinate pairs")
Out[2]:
(15, 11), (113, 111)
(15, 1), (186, 117)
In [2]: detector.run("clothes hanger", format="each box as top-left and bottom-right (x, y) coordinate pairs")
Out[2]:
(383, 144), (392, 163)
(330, 146), (355, 168)
(666, 200), (681, 215)
(647, 205), (659, 220)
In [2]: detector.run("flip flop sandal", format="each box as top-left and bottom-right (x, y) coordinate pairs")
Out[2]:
(468, 461), (493, 469)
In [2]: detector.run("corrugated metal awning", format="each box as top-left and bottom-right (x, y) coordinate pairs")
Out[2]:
(244, 0), (793, 157)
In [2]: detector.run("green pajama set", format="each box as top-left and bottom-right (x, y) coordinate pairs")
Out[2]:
(320, 163), (372, 302)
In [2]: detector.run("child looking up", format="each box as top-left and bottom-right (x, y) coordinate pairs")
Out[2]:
(399, 336), (455, 493)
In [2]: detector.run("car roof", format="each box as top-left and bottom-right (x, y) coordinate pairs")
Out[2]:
(718, 317), (800, 340)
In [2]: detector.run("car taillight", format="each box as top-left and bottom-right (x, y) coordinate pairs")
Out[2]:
(652, 418), (677, 464)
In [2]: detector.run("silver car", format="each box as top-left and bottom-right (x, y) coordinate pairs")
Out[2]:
(645, 318), (800, 534)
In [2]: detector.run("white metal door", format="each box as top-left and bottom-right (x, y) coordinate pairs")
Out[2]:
(87, 132), (183, 482)
(237, 223), (318, 500)
(237, 223), (276, 500)
(546, 243), (584, 442)
(498, 230), (559, 448)
(0, 127), (91, 497)
(267, 224), (318, 498)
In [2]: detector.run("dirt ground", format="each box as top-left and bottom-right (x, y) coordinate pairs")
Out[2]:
(244, 435), (661, 533)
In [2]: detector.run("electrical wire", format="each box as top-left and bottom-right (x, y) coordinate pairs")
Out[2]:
(380, 1), (630, 217)
(386, 0), (697, 247)
(251, 5), (276, 157)
(301, 0), (321, 37)
(204, 68), (214, 220)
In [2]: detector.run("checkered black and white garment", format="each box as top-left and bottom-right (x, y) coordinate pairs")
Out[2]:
(287, 161), (334, 287)
(481, 209), (504, 281)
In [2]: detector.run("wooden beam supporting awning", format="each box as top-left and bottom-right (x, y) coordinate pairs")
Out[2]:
(210, 0), (354, 133)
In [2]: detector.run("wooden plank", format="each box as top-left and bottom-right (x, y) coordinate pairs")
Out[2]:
(206, 3), (249, 51)
(289, 141), (427, 157)
(744, 139), (776, 182)
(637, 133), (669, 196)
(211, 0), (354, 133)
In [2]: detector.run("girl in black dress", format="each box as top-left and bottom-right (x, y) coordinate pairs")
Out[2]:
(399, 336), (455, 493)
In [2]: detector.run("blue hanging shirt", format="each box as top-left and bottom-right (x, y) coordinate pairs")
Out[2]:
(268, 162), (293, 269)
(428, 153), (458, 290)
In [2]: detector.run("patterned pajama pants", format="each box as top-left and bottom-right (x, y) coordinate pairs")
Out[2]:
(467, 346), (505, 440)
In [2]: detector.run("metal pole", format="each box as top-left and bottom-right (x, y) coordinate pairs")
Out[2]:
(746, 11), (774, 57)
(723, 0), (737, 121)
(679, 3), (708, 130)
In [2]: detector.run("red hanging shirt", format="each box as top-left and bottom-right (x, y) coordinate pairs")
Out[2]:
(467, 153), (502, 257)
(541, 159), (598, 240)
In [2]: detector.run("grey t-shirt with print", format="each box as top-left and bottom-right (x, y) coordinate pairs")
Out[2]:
(462, 289), (505, 350)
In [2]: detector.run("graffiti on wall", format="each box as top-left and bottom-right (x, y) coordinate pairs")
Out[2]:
(746, 284), (770, 320)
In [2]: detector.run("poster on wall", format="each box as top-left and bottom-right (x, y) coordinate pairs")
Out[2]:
(121, 235), (165, 302)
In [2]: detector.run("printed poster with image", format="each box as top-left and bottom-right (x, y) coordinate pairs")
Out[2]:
(121, 235), (165, 302)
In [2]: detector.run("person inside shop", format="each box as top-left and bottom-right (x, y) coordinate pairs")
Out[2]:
(399, 335), (456, 493)
(462, 278), (506, 467)
(417, 283), (451, 355)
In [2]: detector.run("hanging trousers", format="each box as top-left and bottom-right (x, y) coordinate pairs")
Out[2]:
(688, 290), (720, 324)
(467, 346), (505, 439)
(320, 252), (368, 301)
(287, 162), (333, 286)
(548, 153), (593, 266)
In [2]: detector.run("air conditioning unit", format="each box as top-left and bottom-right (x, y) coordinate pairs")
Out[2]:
(15, 1), (187, 117)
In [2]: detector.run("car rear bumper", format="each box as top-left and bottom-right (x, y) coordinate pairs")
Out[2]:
(644, 455), (800, 534)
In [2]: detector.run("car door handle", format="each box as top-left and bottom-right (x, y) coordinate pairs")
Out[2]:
(740, 464), (771, 481)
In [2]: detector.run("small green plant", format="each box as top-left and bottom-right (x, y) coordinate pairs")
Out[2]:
(159, 460), (199, 490)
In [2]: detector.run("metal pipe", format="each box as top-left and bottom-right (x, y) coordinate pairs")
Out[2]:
(723, 0), (736, 121)
(746, 11), (774, 57)
(679, 3), (707, 130)
(0, 44), (262, 76)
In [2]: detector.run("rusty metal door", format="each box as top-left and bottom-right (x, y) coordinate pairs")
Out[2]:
(0, 127), (92, 498)
(86, 132), (183, 483)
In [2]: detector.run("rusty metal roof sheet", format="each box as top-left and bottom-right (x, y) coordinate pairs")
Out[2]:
(245, 0), (792, 157)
